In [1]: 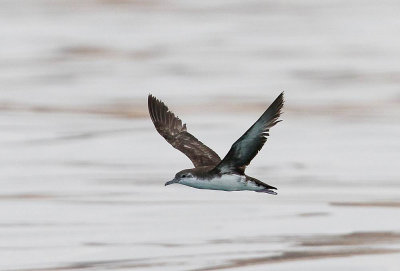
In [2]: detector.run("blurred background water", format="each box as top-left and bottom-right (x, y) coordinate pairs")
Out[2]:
(1, 0), (400, 270)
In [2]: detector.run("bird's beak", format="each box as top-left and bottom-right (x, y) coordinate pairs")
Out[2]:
(165, 178), (178, 186)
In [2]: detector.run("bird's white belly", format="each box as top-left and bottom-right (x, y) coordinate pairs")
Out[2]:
(180, 175), (261, 191)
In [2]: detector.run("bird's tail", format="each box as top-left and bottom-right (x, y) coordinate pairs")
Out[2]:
(247, 176), (278, 195)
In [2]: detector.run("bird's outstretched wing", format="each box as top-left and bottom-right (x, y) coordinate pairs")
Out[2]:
(214, 92), (284, 174)
(148, 95), (221, 168)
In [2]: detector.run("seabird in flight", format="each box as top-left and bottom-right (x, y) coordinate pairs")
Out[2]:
(148, 93), (284, 194)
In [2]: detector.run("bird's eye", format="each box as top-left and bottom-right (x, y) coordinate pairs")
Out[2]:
(181, 174), (186, 178)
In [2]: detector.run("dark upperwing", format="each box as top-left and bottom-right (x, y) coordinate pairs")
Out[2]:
(214, 92), (284, 174)
(148, 95), (221, 168)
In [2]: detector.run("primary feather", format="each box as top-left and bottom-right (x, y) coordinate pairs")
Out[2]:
(214, 92), (284, 174)
(148, 95), (221, 168)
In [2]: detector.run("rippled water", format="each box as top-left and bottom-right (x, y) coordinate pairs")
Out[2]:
(1, 0), (400, 270)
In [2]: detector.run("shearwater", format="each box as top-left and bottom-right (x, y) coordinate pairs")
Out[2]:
(148, 93), (284, 194)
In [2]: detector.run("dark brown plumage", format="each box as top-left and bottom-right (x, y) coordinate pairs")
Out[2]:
(214, 92), (284, 174)
(148, 95), (221, 168)
(148, 93), (284, 194)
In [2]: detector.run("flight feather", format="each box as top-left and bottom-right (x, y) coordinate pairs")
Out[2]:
(214, 92), (284, 174)
(148, 95), (221, 168)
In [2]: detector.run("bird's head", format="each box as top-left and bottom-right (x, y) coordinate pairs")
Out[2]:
(165, 169), (195, 186)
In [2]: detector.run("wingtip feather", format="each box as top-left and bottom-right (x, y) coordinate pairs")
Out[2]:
(147, 94), (187, 135)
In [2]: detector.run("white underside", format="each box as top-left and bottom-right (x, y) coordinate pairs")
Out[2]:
(179, 175), (263, 191)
